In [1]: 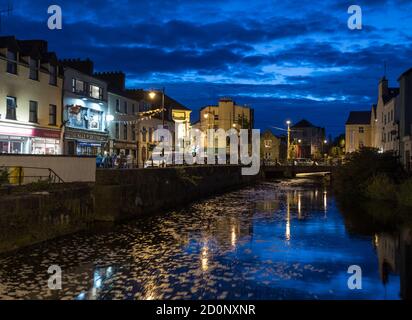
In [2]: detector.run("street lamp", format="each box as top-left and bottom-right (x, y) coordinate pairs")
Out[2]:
(149, 88), (166, 166)
(286, 120), (292, 161)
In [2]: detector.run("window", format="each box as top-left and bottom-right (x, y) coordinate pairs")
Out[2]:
(115, 123), (120, 139)
(359, 127), (364, 133)
(149, 128), (153, 143)
(6, 50), (17, 74)
(142, 127), (147, 142)
(89, 85), (103, 100)
(131, 125), (136, 141)
(29, 101), (38, 123)
(72, 79), (85, 94)
(49, 105), (57, 125)
(264, 140), (272, 148)
(49, 65), (57, 85)
(123, 124), (128, 140)
(29, 58), (39, 80)
(132, 104), (136, 114)
(359, 141), (364, 148)
(116, 99), (120, 112)
(124, 101), (128, 114)
(6, 96), (17, 120)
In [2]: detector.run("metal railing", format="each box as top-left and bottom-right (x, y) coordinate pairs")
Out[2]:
(0, 166), (64, 186)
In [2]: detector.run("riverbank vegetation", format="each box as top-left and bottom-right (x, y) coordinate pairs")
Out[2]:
(333, 148), (412, 212)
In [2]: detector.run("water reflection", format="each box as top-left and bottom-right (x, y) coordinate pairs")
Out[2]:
(0, 179), (410, 300)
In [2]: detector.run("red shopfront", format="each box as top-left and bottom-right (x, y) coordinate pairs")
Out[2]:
(0, 125), (61, 155)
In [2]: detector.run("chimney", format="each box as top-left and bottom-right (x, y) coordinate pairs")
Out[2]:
(60, 58), (94, 75)
(94, 71), (126, 91)
(379, 76), (389, 100)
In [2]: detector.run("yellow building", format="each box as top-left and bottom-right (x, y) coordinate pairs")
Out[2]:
(0, 37), (63, 154)
(198, 98), (254, 152)
(261, 130), (282, 163)
(345, 111), (373, 153)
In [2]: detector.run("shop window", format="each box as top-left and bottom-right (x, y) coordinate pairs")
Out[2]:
(89, 84), (103, 100)
(29, 101), (38, 123)
(29, 58), (39, 80)
(49, 105), (57, 125)
(123, 124), (128, 140)
(49, 64), (57, 85)
(0, 141), (9, 154)
(88, 110), (102, 130)
(6, 96), (17, 120)
(6, 50), (17, 74)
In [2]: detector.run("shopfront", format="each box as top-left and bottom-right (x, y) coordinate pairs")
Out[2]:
(64, 127), (109, 156)
(0, 125), (61, 155)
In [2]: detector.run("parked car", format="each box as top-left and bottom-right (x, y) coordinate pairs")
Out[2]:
(293, 158), (315, 166)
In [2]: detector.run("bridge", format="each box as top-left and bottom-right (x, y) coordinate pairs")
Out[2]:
(262, 165), (338, 178)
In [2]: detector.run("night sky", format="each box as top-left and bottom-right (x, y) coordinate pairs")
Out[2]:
(2, 0), (412, 137)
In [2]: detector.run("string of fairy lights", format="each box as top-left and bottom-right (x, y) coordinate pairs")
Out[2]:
(109, 108), (166, 125)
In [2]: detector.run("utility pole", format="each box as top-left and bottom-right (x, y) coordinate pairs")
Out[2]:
(0, 1), (13, 33)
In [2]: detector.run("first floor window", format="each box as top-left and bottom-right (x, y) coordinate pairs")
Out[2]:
(89, 84), (103, 100)
(6, 50), (17, 74)
(131, 125), (136, 141)
(123, 124), (128, 140)
(6, 96), (17, 120)
(115, 123), (120, 139)
(29, 101), (38, 123)
(49, 104), (57, 125)
(72, 78), (85, 94)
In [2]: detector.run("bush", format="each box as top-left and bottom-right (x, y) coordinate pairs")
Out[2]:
(397, 179), (412, 207)
(333, 148), (404, 197)
(364, 174), (397, 201)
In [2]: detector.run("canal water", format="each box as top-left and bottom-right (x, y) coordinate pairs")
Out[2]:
(0, 179), (410, 300)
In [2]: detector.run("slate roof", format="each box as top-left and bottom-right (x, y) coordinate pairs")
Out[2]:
(346, 111), (372, 125)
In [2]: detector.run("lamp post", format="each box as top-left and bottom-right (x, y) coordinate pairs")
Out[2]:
(286, 120), (291, 162)
(149, 88), (166, 167)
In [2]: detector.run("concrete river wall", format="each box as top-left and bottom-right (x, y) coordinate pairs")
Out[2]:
(0, 165), (261, 253)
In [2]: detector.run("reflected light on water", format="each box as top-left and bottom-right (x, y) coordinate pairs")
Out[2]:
(231, 225), (237, 248)
(298, 193), (302, 219)
(201, 244), (209, 271)
(374, 234), (379, 248)
(144, 280), (157, 300)
(323, 191), (328, 212)
(286, 193), (291, 241)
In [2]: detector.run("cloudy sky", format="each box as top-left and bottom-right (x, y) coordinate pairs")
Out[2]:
(2, 0), (412, 136)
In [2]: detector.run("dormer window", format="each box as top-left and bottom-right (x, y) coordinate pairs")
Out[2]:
(6, 50), (17, 74)
(49, 64), (57, 85)
(29, 57), (39, 80)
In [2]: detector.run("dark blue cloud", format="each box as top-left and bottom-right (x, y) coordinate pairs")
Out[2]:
(1, 0), (412, 136)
